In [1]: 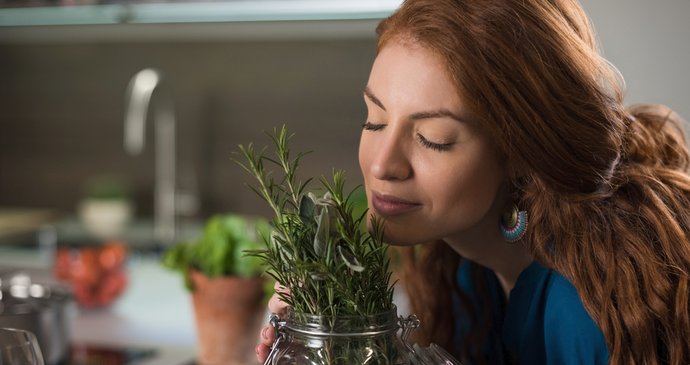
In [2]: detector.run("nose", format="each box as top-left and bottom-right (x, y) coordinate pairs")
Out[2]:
(369, 129), (412, 181)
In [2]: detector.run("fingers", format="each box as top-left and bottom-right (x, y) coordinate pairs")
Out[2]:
(256, 343), (271, 363)
(257, 282), (289, 362)
(255, 324), (275, 362)
(274, 281), (288, 294)
(268, 293), (288, 317)
(260, 324), (275, 346)
(268, 282), (289, 316)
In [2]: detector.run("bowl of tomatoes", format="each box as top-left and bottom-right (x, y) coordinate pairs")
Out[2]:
(54, 241), (128, 308)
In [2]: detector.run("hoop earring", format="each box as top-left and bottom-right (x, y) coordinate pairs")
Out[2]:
(500, 203), (528, 243)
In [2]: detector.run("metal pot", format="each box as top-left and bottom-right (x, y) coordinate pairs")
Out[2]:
(0, 272), (74, 365)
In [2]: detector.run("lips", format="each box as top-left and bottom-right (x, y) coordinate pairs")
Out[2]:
(371, 191), (422, 216)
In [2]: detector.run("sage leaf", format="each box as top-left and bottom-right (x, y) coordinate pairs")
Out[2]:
(299, 193), (315, 225)
(314, 205), (330, 256)
(337, 244), (365, 272)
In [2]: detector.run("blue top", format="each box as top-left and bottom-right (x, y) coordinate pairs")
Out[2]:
(454, 260), (609, 364)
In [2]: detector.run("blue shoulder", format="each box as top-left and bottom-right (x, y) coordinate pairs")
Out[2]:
(543, 273), (609, 365)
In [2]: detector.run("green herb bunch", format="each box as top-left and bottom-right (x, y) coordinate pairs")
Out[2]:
(235, 126), (394, 317)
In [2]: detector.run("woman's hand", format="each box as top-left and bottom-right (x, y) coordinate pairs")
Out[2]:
(256, 281), (289, 363)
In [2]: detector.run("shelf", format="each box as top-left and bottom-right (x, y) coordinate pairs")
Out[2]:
(0, 0), (401, 26)
(0, 1), (399, 42)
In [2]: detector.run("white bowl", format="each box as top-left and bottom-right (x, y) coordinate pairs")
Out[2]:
(78, 199), (133, 239)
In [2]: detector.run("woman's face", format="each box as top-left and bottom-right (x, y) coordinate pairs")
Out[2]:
(359, 41), (507, 246)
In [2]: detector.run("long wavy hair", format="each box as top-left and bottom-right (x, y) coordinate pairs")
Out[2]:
(378, 0), (690, 364)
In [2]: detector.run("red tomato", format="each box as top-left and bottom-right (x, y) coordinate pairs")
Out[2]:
(54, 248), (72, 280)
(99, 241), (127, 272)
(71, 248), (102, 287)
(56, 242), (129, 308)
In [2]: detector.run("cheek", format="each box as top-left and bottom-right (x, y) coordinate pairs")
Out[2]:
(422, 153), (504, 221)
(359, 136), (375, 213)
(418, 164), (463, 206)
(358, 134), (372, 179)
(359, 135), (383, 237)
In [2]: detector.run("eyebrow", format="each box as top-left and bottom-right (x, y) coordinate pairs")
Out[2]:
(409, 110), (464, 123)
(363, 86), (386, 111)
(363, 86), (466, 123)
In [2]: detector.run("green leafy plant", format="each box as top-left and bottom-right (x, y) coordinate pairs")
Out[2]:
(234, 126), (395, 317)
(162, 214), (270, 290)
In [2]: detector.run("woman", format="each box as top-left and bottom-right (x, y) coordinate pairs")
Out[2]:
(258, 0), (690, 363)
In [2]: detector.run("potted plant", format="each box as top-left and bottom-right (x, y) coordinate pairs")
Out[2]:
(162, 214), (270, 365)
(236, 127), (418, 365)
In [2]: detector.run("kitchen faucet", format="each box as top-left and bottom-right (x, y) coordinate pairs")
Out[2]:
(123, 68), (177, 245)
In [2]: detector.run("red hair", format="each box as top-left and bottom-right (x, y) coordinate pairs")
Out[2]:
(379, 0), (690, 363)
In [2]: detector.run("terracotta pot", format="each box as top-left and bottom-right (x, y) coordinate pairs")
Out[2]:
(189, 270), (264, 365)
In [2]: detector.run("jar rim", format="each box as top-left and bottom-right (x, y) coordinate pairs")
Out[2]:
(284, 305), (399, 336)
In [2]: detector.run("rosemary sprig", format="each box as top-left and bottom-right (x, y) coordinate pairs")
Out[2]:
(234, 126), (394, 317)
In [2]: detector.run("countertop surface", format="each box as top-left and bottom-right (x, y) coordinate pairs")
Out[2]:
(71, 255), (198, 365)
(0, 244), (201, 365)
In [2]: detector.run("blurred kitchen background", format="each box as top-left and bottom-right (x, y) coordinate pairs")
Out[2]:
(0, 0), (688, 364)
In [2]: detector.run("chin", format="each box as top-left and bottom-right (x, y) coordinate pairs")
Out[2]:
(366, 215), (429, 246)
(383, 236), (421, 247)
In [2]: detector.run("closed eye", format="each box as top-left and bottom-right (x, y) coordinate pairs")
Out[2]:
(417, 133), (453, 152)
(362, 122), (385, 131)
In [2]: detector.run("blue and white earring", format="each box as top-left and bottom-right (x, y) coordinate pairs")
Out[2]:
(500, 203), (528, 243)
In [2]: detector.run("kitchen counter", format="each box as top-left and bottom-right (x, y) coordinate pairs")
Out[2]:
(71, 255), (198, 364)
(0, 245), (201, 365)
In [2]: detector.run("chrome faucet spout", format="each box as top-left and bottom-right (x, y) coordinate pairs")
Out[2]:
(124, 68), (176, 245)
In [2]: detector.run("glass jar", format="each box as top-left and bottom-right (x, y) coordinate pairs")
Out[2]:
(265, 306), (418, 365)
